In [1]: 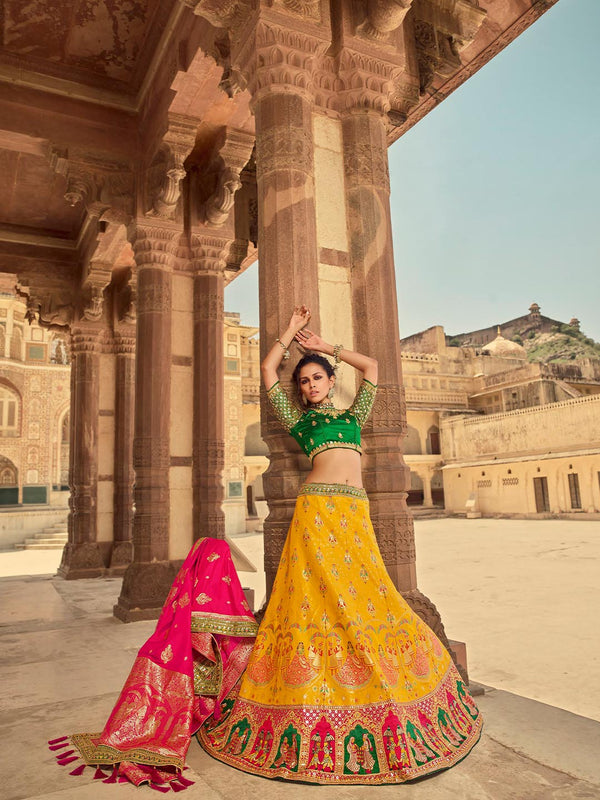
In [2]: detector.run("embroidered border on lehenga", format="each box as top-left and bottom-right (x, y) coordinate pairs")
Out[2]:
(299, 482), (367, 499)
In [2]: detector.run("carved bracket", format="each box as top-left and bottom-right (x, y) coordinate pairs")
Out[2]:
(15, 281), (74, 330)
(358, 0), (414, 42)
(48, 146), (134, 214)
(147, 116), (198, 220)
(412, 0), (486, 94)
(202, 128), (255, 227)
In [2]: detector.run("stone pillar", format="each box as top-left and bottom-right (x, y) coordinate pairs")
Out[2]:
(232, 17), (330, 597)
(342, 107), (414, 584)
(422, 471), (434, 508)
(110, 327), (136, 570)
(342, 107), (450, 645)
(193, 267), (226, 540)
(114, 226), (177, 621)
(59, 324), (105, 578)
(254, 85), (324, 595)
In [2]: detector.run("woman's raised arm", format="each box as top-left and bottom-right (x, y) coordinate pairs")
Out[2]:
(294, 329), (378, 385)
(260, 305), (311, 390)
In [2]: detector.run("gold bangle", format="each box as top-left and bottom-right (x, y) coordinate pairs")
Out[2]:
(333, 343), (343, 367)
(276, 338), (290, 360)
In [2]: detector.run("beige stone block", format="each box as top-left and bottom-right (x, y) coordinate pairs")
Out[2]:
(318, 262), (354, 407)
(172, 273), (194, 313)
(313, 113), (348, 252)
(170, 464), (192, 490)
(169, 482), (193, 560)
(172, 308), (194, 358)
(313, 111), (344, 151)
(98, 414), (115, 475)
(98, 353), (115, 411)
(96, 480), (114, 542)
(171, 275), (194, 358)
(170, 367), (193, 456)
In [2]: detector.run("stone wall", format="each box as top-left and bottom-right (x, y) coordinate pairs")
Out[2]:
(441, 395), (600, 462)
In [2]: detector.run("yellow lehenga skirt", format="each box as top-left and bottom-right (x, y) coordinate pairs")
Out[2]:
(197, 484), (482, 783)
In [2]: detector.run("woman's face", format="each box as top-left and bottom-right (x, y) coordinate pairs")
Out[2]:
(298, 363), (334, 404)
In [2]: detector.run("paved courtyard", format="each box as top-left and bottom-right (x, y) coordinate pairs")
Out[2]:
(1, 517), (599, 799)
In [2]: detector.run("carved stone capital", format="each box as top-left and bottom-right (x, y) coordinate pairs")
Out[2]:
(337, 49), (403, 115)
(70, 326), (104, 355)
(236, 19), (330, 104)
(133, 224), (179, 270)
(113, 330), (136, 356)
(189, 234), (233, 274)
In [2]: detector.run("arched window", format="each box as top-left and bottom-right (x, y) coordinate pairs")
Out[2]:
(404, 426), (422, 455)
(427, 425), (441, 455)
(0, 385), (20, 436)
(0, 464), (17, 484)
(0, 455), (18, 505)
(10, 326), (23, 360)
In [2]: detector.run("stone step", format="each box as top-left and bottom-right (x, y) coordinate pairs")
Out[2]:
(21, 542), (65, 550)
(24, 536), (67, 546)
(31, 531), (67, 540)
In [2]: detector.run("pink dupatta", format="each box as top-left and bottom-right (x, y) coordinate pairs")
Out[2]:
(51, 538), (257, 790)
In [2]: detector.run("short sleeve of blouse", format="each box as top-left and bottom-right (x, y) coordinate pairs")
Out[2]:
(266, 382), (303, 431)
(348, 379), (377, 428)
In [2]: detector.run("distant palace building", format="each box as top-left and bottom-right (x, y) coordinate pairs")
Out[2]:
(401, 305), (600, 516)
(0, 280), (71, 546)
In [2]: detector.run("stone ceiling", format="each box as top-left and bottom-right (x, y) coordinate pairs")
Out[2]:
(0, 0), (559, 299)
(0, 0), (175, 95)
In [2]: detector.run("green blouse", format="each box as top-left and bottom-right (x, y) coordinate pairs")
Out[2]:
(266, 379), (377, 461)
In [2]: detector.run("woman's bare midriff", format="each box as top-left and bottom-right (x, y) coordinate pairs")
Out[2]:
(304, 448), (363, 489)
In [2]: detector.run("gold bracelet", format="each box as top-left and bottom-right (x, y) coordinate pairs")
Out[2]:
(333, 343), (343, 368)
(276, 338), (290, 360)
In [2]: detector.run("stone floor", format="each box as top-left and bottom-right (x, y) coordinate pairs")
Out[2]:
(1, 518), (599, 800)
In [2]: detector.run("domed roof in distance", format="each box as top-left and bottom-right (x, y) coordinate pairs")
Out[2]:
(482, 329), (527, 359)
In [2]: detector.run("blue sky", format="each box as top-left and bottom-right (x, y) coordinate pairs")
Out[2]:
(226, 0), (600, 342)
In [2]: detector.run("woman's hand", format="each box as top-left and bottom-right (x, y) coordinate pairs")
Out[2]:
(295, 328), (330, 354)
(288, 305), (311, 334)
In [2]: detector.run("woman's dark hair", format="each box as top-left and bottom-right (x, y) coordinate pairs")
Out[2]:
(292, 354), (335, 403)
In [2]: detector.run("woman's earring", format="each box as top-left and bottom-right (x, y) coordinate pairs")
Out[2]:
(328, 385), (335, 399)
(302, 395), (308, 406)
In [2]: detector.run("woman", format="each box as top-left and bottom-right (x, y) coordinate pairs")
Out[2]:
(197, 306), (482, 783)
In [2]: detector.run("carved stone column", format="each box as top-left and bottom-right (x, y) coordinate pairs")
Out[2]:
(342, 107), (415, 584)
(59, 324), (105, 579)
(192, 263), (226, 540)
(114, 226), (177, 621)
(341, 106), (451, 649)
(110, 327), (136, 570)
(234, 18), (330, 597)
